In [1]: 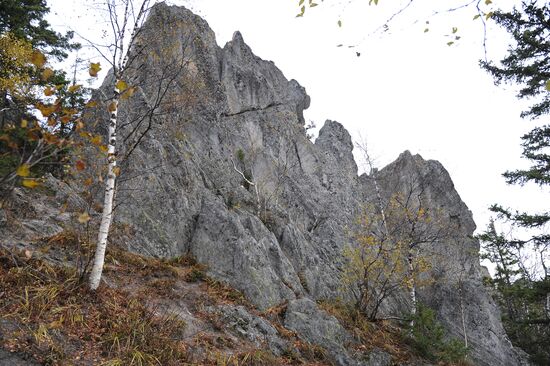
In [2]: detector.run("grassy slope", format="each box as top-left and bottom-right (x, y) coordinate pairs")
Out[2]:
(0, 185), (436, 366)
(0, 232), (335, 366)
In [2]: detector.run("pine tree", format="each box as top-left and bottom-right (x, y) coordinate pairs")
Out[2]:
(0, 0), (80, 107)
(0, 0), (78, 59)
(480, 2), (550, 364)
(0, 0), (83, 191)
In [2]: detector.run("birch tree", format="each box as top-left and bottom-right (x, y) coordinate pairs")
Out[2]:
(88, 0), (152, 290)
(87, 0), (194, 290)
(389, 179), (453, 322)
(344, 171), (457, 322)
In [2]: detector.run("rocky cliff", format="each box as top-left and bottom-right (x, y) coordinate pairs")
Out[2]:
(79, 4), (526, 365)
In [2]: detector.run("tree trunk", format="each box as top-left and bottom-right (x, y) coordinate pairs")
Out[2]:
(408, 251), (417, 327)
(89, 88), (119, 290)
(459, 283), (468, 347)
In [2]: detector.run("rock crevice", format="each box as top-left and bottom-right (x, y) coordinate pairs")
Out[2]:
(83, 4), (528, 365)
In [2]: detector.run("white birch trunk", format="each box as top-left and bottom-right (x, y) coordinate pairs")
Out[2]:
(459, 286), (468, 347)
(89, 88), (120, 290)
(358, 142), (389, 238)
(408, 251), (417, 327)
(87, 1), (151, 291)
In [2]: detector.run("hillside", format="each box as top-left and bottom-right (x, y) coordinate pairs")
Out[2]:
(0, 3), (529, 366)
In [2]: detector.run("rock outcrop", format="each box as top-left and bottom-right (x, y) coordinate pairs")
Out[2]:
(81, 4), (527, 365)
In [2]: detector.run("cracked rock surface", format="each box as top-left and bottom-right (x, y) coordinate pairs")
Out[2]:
(77, 4), (528, 365)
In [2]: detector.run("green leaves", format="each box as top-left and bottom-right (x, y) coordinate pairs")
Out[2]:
(479, 4), (550, 361)
(407, 304), (469, 363)
(296, 0), (320, 17)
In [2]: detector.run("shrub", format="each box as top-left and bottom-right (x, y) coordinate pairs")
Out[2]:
(185, 267), (206, 282)
(406, 303), (468, 364)
(236, 148), (245, 162)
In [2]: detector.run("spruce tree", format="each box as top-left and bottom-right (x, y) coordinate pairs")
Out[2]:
(480, 2), (550, 364)
(0, 0), (78, 59)
(0, 0), (82, 188)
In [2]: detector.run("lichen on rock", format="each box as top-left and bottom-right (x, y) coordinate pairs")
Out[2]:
(72, 4), (529, 365)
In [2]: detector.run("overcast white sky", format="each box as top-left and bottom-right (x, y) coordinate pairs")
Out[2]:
(48, 0), (548, 236)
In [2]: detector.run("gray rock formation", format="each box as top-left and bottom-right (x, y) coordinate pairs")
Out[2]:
(82, 3), (527, 365)
(373, 152), (528, 366)
(284, 298), (356, 365)
(207, 305), (288, 356)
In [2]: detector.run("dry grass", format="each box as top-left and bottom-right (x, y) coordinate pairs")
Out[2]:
(0, 246), (188, 365)
(318, 300), (415, 364)
(205, 349), (281, 366)
(3, 227), (399, 366)
(204, 277), (248, 306)
(318, 300), (470, 366)
(0, 236), (334, 365)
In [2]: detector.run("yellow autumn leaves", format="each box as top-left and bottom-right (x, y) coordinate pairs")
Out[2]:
(342, 192), (445, 319)
(89, 62), (101, 77)
(78, 212), (91, 224)
(0, 33), (33, 96)
(116, 79), (136, 100)
(15, 164), (40, 188)
(0, 32), (61, 98)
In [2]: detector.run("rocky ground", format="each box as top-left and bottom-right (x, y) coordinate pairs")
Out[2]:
(0, 3), (530, 365)
(0, 183), (421, 365)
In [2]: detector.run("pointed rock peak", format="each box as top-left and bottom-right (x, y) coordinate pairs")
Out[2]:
(399, 150), (414, 159)
(316, 120), (353, 152)
(145, 3), (217, 43)
(232, 31), (245, 44)
(315, 120), (358, 179)
(224, 30), (253, 58)
(394, 150), (419, 166)
(392, 150), (437, 169)
(150, 1), (170, 12)
(220, 29), (309, 119)
(397, 150), (426, 162)
(392, 150), (445, 172)
(149, 2), (196, 22)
